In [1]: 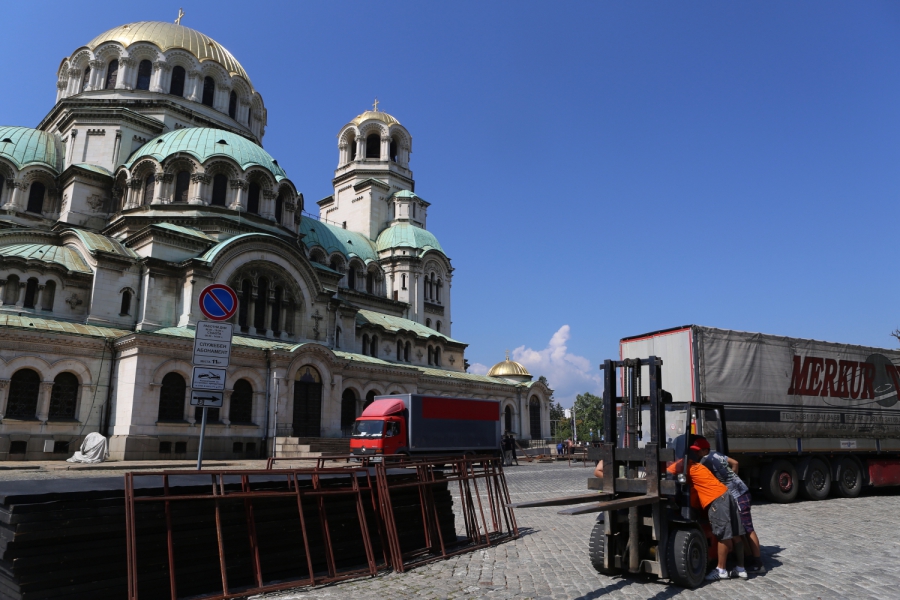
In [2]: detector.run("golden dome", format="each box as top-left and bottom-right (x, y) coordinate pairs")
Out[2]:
(487, 353), (532, 379)
(352, 110), (400, 126)
(86, 22), (250, 84)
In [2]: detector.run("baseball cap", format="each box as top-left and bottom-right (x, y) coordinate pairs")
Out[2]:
(689, 437), (710, 452)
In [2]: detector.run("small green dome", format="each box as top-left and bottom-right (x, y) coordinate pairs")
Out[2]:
(376, 223), (444, 255)
(0, 127), (63, 173)
(0, 243), (91, 273)
(124, 128), (287, 180)
(298, 218), (378, 263)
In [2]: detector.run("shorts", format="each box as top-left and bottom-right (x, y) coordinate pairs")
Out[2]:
(736, 491), (754, 534)
(708, 493), (745, 541)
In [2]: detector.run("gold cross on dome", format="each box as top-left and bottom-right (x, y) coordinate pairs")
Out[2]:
(175, 8), (185, 25)
(505, 349), (510, 360)
(373, 98), (380, 112)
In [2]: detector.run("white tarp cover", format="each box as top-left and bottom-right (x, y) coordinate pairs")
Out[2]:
(67, 432), (109, 463)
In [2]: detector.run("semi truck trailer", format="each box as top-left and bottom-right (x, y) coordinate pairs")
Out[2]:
(620, 325), (900, 502)
(349, 394), (501, 457)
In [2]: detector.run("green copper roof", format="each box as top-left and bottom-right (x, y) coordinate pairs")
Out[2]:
(356, 309), (462, 344)
(72, 163), (113, 177)
(125, 128), (287, 180)
(70, 229), (139, 259)
(198, 232), (281, 263)
(375, 223), (444, 255)
(0, 244), (91, 273)
(299, 217), (378, 263)
(0, 315), (129, 338)
(0, 127), (62, 173)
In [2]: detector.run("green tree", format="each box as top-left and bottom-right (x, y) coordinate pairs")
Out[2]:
(549, 400), (568, 440)
(571, 392), (603, 443)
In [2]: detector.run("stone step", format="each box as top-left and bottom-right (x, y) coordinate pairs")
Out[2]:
(292, 438), (351, 455)
(275, 444), (311, 453)
(273, 450), (323, 459)
(275, 437), (300, 444)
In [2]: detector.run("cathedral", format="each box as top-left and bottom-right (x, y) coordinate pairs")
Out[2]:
(0, 20), (551, 460)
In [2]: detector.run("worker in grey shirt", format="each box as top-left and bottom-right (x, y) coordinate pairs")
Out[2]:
(701, 447), (764, 573)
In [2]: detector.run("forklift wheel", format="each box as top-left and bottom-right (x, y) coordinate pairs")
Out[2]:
(665, 527), (707, 589)
(588, 517), (620, 575)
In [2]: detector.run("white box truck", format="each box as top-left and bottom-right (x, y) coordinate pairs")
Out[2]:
(620, 325), (900, 502)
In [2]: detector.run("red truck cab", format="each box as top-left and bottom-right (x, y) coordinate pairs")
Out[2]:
(350, 398), (407, 457)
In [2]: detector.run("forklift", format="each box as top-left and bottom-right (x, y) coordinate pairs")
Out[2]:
(510, 357), (730, 588)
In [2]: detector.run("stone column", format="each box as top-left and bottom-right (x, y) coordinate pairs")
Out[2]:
(189, 173), (210, 205)
(247, 291), (257, 336)
(264, 292), (273, 338)
(215, 86), (230, 113)
(220, 389), (233, 426)
(56, 79), (67, 103)
(239, 99), (251, 125)
(229, 179), (246, 210)
(126, 177), (142, 209)
(116, 58), (134, 90)
(338, 141), (347, 165)
(151, 62), (170, 93)
(355, 136), (365, 161)
(262, 190), (277, 220)
(154, 173), (172, 204)
(37, 382), (54, 422)
(279, 303), (288, 340)
(0, 280), (6, 306)
(187, 71), (202, 102)
(67, 68), (81, 96)
(0, 379), (9, 419)
(381, 136), (390, 161)
(88, 60), (104, 90)
(14, 282), (25, 308)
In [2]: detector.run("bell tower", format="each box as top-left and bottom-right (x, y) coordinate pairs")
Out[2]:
(317, 103), (413, 240)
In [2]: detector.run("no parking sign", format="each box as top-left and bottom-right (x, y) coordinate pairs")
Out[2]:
(198, 284), (238, 321)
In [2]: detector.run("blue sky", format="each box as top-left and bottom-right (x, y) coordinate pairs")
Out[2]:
(4, 2), (900, 406)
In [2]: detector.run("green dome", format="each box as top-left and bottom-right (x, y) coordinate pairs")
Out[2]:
(124, 128), (287, 180)
(298, 217), (378, 263)
(376, 223), (444, 255)
(0, 127), (63, 173)
(0, 243), (91, 273)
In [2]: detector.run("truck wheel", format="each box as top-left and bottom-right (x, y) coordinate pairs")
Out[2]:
(833, 457), (863, 498)
(762, 460), (798, 503)
(800, 458), (831, 501)
(665, 527), (707, 589)
(588, 517), (619, 575)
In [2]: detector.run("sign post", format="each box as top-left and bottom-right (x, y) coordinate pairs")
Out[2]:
(193, 284), (237, 469)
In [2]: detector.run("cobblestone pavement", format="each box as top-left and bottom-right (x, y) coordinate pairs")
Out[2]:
(259, 461), (900, 600)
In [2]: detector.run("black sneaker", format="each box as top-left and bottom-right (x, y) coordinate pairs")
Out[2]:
(746, 558), (766, 574)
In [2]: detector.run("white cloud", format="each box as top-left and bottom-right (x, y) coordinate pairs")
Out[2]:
(468, 362), (490, 375)
(512, 325), (602, 407)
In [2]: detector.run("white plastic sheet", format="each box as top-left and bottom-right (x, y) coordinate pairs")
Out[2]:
(66, 432), (109, 463)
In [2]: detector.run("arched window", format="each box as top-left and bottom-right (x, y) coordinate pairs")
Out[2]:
(136, 60), (152, 90)
(335, 327), (342, 348)
(275, 192), (284, 223)
(341, 389), (357, 436)
(105, 60), (118, 90)
(365, 133), (380, 159)
(23, 278), (38, 309)
(49, 372), (79, 420)
(293, 366), (323, 437)
(366, 271), (374, 294)
(142, 173), (155, 205)
(228, 91), (237, 119)
(362, 334), (369, 355)
(272, 286), (283, 332)
(157, 372), (186, 421)
(427, 346), (433, 366)
(434, 347), (441, 366)
(364, 389), (379, 410)
(201, 76), (215, 107)
(41, 280), (55, 311)
(425, 318), (431, 328)
(404, 341), (410, 362)
(4, 275), (19, 305)
(81, 67), (91, 92)
(370, 335), (378, 358)
(120, 289), (132, 315)
(397, 340), (403, 361)
(401, 274), (406, 289)
(247, 182), (260, 214)
(425, 278), (431, 301)
(437, 280), (443, 302)
(254, 277), (268, 333)
(529, 397), (542, 440)
(7, 369), (41, 419)
(173, 171), (190, 203)
(505, 405), (513, 434)
(211, 174), (227, 206)
(169, 65), (186, 97)
(229, 379), (254, 423)
(27, 182), (45, 213)
(389, 138), (398, 162)
(238, 279), (251, 329)
(348, 267), (356, 290)
(436, 321), (442, 333)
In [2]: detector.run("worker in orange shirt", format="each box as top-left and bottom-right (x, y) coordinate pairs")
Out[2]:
(667, 436), (747, 581)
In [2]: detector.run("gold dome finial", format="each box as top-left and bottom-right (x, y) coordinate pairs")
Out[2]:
(175, 8), (185, 25)
(505, 349), (510, 361)
(373, 98), (380, 112)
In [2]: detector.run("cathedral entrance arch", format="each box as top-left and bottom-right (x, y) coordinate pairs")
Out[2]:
(341, 389), (357, 436)
(293, 366), (322, 437)
(529, 396), (542, 440)
(505, 405), (513, 434)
